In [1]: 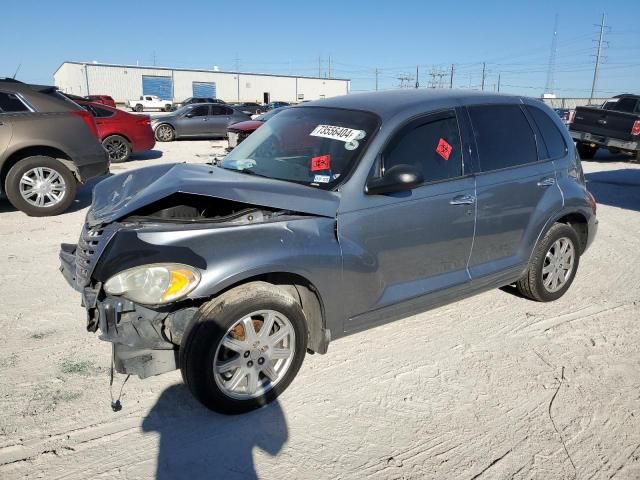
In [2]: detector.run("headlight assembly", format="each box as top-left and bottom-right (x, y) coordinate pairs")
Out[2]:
(104, 263), (201, 305)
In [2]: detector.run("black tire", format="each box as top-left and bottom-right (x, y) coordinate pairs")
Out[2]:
(576, 142), (597, 160)
(154, 124), (175, 142)
(180, 282), (307, 415)
(134, 104), (143, 112)
(516, 223), (581, 302)
(4, 156), (77, 217)
(102, 135), (131, 163)
(164, 104), (172, 112)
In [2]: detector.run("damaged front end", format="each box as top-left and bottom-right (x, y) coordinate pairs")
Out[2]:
(59, 163), (340, 379)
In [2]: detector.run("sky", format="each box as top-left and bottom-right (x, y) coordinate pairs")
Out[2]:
(1, 0), (638, 98)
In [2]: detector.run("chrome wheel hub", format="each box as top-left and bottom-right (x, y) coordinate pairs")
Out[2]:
(19, 167), (66, 208)
(542, 237), (575, 293)
(157, 125), (173, 141)
(213, 310), (295, 400)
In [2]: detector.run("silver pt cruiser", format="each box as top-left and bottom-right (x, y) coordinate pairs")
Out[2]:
(60, 90), (597, 414)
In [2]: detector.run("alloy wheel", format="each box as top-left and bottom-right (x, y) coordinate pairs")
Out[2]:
(104, 137), (128, 162)
(542, 237), (575, 293)
(213, 310), (296, 400)
(19, 167), (67, 208)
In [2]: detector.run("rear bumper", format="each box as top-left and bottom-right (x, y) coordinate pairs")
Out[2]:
(585, 215), (598, 253)
(75, 150), (110, 183)
(131, 129), (156, 153)
(570, 130), (639, 152)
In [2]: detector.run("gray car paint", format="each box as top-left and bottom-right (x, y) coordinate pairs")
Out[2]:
(152, 104), (250, 139)
(62, 89), (597, 368)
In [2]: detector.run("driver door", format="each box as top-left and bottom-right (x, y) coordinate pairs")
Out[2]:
(178, 105), (211, 136)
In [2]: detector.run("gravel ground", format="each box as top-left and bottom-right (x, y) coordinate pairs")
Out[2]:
(0, 142), (639, 480)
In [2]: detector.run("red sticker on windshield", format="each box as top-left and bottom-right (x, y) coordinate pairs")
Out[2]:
(311, 155), (331, 171)
(436, 138), (452, 161)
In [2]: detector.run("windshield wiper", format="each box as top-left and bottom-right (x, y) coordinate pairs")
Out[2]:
(218, 165), (269, 178)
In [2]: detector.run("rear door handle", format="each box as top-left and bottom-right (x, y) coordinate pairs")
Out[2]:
(450, 194), (476, 205)
(537, 177), (556, 187)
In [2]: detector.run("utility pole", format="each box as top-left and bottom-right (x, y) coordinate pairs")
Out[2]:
(544, 14), (559, 96)
(449, 64), (454, 88)
(497, 73), (501, 92)
(318, 56), (322, 77)
(375, 68), (379, 91)
(153, 51), (157, 66)
(590, 13), (607, 102)
(234, 54), (240, 72)
(415, 65), (419, 89)
(328, 56), (331, 78)
(481, 62), (486, 91)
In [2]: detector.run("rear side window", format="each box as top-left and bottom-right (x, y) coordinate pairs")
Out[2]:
(383, 114), (462, 183)
(85, 104), (114, 118)
(0, 92), (30, 113)
(469, 105), (537, 172)
(527, 105), (567, 159)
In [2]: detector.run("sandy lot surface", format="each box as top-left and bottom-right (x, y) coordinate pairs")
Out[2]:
(0, 142), (639, 480)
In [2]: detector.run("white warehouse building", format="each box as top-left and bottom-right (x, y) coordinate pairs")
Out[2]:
(54, 61), (350, 104)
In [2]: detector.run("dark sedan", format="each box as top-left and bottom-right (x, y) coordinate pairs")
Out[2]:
(181, 97), (226, 107)
(227, 107), (290, 149)
(151, 104), (250, 141)
(231, 102), (264, 115)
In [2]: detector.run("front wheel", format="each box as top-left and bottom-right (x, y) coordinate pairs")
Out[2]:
(516, 223), (581, 302)
(134, 104), (143, 112)
(180, 282), (307, 414)
(102, 135), (131, 163)
(4, 156), (77, 216)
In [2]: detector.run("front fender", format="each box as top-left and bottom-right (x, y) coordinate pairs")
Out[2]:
(95, 217), (344, 337)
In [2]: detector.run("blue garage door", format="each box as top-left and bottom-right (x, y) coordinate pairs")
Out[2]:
(142, 75), (173, 100)
(192, 82), (217, 98)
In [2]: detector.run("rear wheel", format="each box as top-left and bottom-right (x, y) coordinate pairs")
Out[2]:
(102, 135), (131, 163)
(154, 124), (175, 142)
(576, 142), (597, 159)
(4, 156), (76, 216)
(516, 223), (580, 302)
(134, 104), (143, 112)
(180, 282), (307, 414)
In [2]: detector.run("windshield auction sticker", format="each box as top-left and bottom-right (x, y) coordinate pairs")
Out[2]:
(310, 125), (363, 143)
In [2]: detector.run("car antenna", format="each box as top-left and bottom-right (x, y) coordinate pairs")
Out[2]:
(12, 63), (21, 79)
(109, 347), (130, 412)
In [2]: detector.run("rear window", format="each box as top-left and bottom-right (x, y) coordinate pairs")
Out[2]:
(527, 105), (567, 159)
(84, 104), (115, 118)
(0, 92), (30, 113)
(603, 97), (638, 113)
(469, 105), (538, 172)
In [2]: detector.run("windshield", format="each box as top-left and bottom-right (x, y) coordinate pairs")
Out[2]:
(220, 107), (379, 190)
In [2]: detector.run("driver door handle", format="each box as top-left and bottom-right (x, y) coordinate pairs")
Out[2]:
(450, 194), (476, 205)
(537, 177), (556, 187)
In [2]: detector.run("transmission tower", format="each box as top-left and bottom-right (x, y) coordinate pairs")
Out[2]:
(544, 14), (559, 96)
(590, 13), (608, 102)
(428, 69), (448, 88)
(397, 74), (414, 88)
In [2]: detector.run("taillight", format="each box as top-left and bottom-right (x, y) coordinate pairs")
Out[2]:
(568, 110), (575, 124)
(71, 110), (99, 139)
(138, 116), (151, 126)
(587, 190), (597, 214)
(631, 120), (640, 136)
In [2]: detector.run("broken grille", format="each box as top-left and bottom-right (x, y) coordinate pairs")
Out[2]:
(75, 223), (104, 287)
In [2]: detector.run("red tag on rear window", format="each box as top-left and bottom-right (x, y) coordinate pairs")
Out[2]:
(436, 138), (453, 161)
(311, 155), (331, 171)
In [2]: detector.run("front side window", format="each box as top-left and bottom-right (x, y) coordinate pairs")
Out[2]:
(469, 105), (538, 172)
(383, 114), (463, 184)
(220, 107), (379, 190)
(527, 105), (567, 159)
(0, 92), (30, 113)
(188, 105), (209, 117)
(211, 106), (230, 115)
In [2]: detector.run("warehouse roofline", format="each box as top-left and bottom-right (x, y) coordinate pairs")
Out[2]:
(54, 61), (350, 82)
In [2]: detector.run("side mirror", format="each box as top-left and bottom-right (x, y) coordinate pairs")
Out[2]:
(185, 113), (194, 118)
(365, 164), (424, 195)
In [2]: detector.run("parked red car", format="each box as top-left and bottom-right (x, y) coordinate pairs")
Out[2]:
(227, 106), (290, 149)
(78, 101), (155, 162)
(86, 95), (116, 108)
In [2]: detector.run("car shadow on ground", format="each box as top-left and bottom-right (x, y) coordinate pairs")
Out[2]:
(585, 168), (640, 212)
(129, 149), (163, 161)
(142, 384), (288, 480)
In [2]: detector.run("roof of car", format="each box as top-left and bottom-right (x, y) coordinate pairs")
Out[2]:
(0, 78), (58, 94)
(301, 89), (524, 119)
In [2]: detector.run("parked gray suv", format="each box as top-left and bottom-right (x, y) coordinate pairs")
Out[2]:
(0, 79), (109, 216)
(60, 90), (597, 414)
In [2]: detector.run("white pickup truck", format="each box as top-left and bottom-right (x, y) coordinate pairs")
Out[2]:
(127, 95), (173, 112)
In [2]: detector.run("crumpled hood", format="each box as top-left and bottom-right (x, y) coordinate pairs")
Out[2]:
(87, 163), (340, 226)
